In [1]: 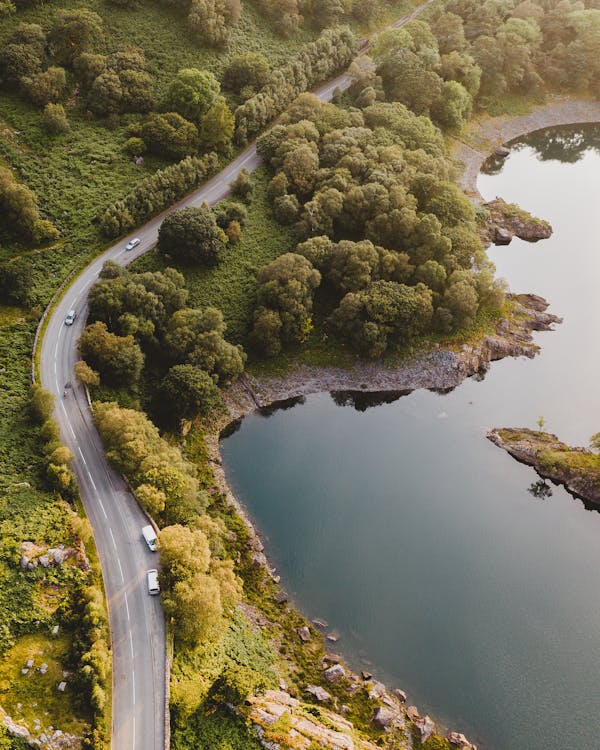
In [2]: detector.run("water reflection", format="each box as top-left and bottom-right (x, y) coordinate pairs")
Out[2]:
(329, 390), (412, 411)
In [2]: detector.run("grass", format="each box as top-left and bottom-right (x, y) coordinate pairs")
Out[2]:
(0, 634), (87, 739)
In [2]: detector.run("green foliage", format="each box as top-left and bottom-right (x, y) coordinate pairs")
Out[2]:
(79, 321), (144, 387)
(47, 8), (104, 67)
(94, 400), (206, 524)
(160, 364), (222, 424)
(165, 68), (220, 124)
(187, 0), (242, 47)
(158, 205), (228, 266)
(330, 280), (434, 358)
(234, 26), (358, 143)
(0, 166), (59, 244)
(99, 152), (219, 238)
(41, 102), (69, 134)
(251, 253), (321, 355)
(223, 52), (271, 98)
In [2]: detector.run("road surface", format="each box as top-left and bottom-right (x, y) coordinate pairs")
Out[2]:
(38, 2), (435, 748)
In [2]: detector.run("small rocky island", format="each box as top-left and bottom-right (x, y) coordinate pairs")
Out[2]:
(480, 198), (553, 246)
(488, 428), (600, 505)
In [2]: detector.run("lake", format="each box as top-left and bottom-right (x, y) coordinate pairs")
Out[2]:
(220, 126), (600, 750)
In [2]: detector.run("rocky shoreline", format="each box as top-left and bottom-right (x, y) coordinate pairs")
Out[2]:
(452, 96), (600, 199)
(487, 428), (600, 506)
(202, 98), (600, 750)
(202, 294), (560, 750)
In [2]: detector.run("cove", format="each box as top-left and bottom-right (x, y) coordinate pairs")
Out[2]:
(220, 126), (600, 750)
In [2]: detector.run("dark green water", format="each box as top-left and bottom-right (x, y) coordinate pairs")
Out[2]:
(221, 127), (600, 750)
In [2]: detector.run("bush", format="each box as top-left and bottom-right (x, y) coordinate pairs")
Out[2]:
(42, 102), (69, 134)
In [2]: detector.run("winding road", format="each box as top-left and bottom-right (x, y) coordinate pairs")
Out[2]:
(38, 2), (435, 748)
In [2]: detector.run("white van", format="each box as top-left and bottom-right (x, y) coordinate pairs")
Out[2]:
(147, 569), (160, 595)
(142, 525), (158, 552)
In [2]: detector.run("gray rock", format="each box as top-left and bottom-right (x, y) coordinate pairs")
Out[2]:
(275, 590), (288, 604)
(305, 685), (331, 702)
(57, 681), (67, 692)
(495, 146), (510, 157)
(51, 625), (59, 635)
(322, 664), (345, 683)
(493, 226), (513, 245)
(361, 670), (372, 681)
(312, 618), (328, 628)
(21, 668), (29, 675)
(296, 626), (311, 643)
(406, 705), (421, 721)
(49, 547), (68, 564)
(415, 715), (435, 742)
(326, 630), (340, 642)
(393, 688), (407, 703)
(26, 659), (34, 668)
(447, 731), (478, 748)
(372, 706), (394, 729)
(38, 554), (51, 568)
(1, 715), (30, 739)
(368, 681), (386, 699)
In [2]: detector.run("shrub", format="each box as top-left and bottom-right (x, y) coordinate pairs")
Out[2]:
(42, 102), (69, 134)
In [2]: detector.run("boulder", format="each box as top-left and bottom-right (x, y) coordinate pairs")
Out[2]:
(372, 706), (394, 729)
(368, 681), (386, 699)
(414, 715), (435, 742)
(361, 670), (372, 681)
(296, 626), (311, 643)
(323, 664), (345, 683)
(313, 618), (328, 628)
(495, 146), (510, 157)
(39, 554), (51, 568)
(493, 226), (513, 245)
(406, 705), (421, 721)
(57, 681), (67, 692)
(48, 548), (68, 565)
(275, 590), (288, 604)
(305, 685), (331, 702)
(447, 730), (478, 749)
(393, 689), (407, 703)
(326, 630), (340, 642)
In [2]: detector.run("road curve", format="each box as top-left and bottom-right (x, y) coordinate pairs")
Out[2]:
(38, 3), (435, 748)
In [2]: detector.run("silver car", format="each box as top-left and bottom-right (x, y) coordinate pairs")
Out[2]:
(64, 309), (76, 326)
(125, 237), (141, 251)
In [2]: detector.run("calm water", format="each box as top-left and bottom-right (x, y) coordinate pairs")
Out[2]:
(221, 127), (600, 750)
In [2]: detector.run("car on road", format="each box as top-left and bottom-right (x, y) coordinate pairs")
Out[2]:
(147, 569), (160, 595)
(142, 525), (159, 552)
(125, 237), (141, 251)
(64, 310), (76, 326)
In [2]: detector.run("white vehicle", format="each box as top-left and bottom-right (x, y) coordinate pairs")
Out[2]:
(147, 569), (160, 596)
(64, 309), (76, 326)
(142, 525), (158, 552)
(125, 237), (141, 251)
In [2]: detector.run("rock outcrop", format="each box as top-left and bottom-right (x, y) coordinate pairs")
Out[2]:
(246, 690), (382, 750)
(481, 197), (553, 245)
(488, 428), (600, 505)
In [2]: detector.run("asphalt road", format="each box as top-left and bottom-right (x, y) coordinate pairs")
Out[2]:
(38, 3), (435, 748)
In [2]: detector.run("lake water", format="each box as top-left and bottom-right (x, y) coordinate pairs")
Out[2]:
(220, 127), (600, 750)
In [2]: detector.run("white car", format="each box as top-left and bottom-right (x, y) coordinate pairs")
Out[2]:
(147, 569), (160, 595)
(64, 310), (76, 326)
(125, 237), (141, 251)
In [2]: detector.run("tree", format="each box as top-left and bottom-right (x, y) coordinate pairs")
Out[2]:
(0, 257), (35, 305)
(29, 383), (55, 424)
(74, 359), (100, 386)
(42, 102), (69, 134)
(48, 9), (104, 66)
(0, 43), (43, 89)
(78, 321), (144, 386)
(25, 66), (66, 105)
(431, 80), (472, 132)
(134, 484), (166, 516)
(140, 112), (199, 160)
(311, 0), (345, 29)
(329, 280), (433, 358)
(164, 68), (220, 123)
(250, 253), (321, 354)
(164, 572), (224, 645)
(159, 364), (222, 423)
(187, 0), (241, 47)
(229, 168), (253, 201)
(223, 53), (270, 97)
(157, 205), (227, 265)
(158, 524), (211, 585)
(200, 97), (234, 152)
(164, 307), (245, 383)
